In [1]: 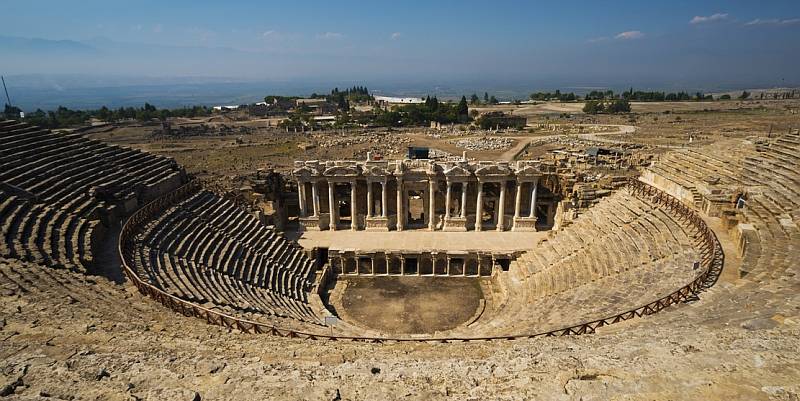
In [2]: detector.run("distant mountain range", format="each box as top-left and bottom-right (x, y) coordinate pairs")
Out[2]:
(0, 35), (99, 55)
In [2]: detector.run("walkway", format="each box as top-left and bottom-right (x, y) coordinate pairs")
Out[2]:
(288, 229), (546, 253)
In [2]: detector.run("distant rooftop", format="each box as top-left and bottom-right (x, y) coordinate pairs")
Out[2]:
(374, 96), (425, 104)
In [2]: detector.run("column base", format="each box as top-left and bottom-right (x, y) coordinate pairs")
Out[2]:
(320, 214), (334, 231)
(512, 216), (538, 231)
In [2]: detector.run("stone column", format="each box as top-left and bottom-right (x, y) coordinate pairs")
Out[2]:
(350, 180), (358, 231)
(460, 182), (468, 218)
(514, 182), (522, 219)
(371, 256), (375, 276)
(381, 180), (387, 217)
(311, 181), (319, 217)
(530, 181), (538, 219)
(497, 181), (506, 231)
(297, 180), (306, 217)
(445, 181), (452, 220)
(446, 255), (451, 276)
(428, 179), (436, 230)
(400, 255), (405, 275)
(367, 181), (374, 217)
(396, 178), (404, 231)
(475, 182), (484, 231)
(328, 181), (337, 231)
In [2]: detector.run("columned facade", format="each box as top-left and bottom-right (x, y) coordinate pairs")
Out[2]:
(329, 249), (511, 277)
(292, 159), (553, 232)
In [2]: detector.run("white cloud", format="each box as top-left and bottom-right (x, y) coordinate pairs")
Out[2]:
(390, 32), (401, 40)
(615, 30), (644, 40)
(745, 18), (800, 26)
(153, 24), (163, 34)
(316, 32), (343, 40)
(262, 30), (276, 37)
(690, 13), (729, 24)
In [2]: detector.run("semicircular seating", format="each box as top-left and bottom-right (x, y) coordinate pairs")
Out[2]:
(6, 117), (795, 341)
(443, 189), (706, 336)
(131, 187), (324, 328)
(642, 129), (799, 281)
(0, 120), (186, 271)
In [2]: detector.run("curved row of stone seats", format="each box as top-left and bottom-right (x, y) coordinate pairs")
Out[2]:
(645, 132), (799, 206)
(133, 187), (322, 326)
(642, 131), (800, 334)
(740, 194), (799, 281)
(648, 141), (744, 181)
(0, 190), (98, 270)
(0, 121), (184, 213)
(744, 131), (800, 213)
(641, 129), (799, 285)
(518, 192), (700, 298)
(0, 120), (187, 271)
(466, 253), (697, 336)
(140, 191), (314, 299)
(456, 190), (702, 337)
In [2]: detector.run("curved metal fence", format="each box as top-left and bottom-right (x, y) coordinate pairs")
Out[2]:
(119, 178), (723, 342)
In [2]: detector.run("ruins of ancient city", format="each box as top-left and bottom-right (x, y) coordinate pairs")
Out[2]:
(2, 3), (800, 400)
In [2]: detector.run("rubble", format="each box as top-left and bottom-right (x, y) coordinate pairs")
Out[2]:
(449, 136), (513, 151)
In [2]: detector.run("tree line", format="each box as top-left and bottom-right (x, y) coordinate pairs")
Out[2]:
(581, 88), (754, 102)
(582, 99), (631, 114)
(469, 92), (499, 105)
(2, 103), (212, 129)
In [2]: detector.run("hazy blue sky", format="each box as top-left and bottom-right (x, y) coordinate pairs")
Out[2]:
(2, 0), (800, 92)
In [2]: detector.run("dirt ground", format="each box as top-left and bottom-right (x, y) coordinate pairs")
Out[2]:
(79, 99), (800, 189)
(338, 277), (483, 334)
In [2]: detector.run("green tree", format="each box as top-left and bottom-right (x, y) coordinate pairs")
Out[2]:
(582, 100), (604, 114)
(739, 91), (750, 100)
(457, 96), (469, 116)
(484, 92), (489, 102)
(606, 99), (631, 113)
(470, 93), (480, 105)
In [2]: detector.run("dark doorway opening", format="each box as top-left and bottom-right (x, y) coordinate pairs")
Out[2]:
(317, 247), (328, 270)
(407, 190), (425, 228)
(405, 257), (418, 274)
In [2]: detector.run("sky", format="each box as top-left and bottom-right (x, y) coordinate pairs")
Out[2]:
(1, 0), (800, 105)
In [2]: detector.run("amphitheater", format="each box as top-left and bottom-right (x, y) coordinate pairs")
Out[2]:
(1, 117), (799, 399)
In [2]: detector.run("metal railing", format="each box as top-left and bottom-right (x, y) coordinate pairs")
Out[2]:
(118, 178), (723, 342)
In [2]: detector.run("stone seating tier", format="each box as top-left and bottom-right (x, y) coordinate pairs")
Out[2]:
(0, 120), (186, 271)
(133, 187), (322, 327)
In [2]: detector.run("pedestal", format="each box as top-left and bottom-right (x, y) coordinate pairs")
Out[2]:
(443, 216), (468, 231)
(512, 216), (537, 231)
(365, 216), (390, 231)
